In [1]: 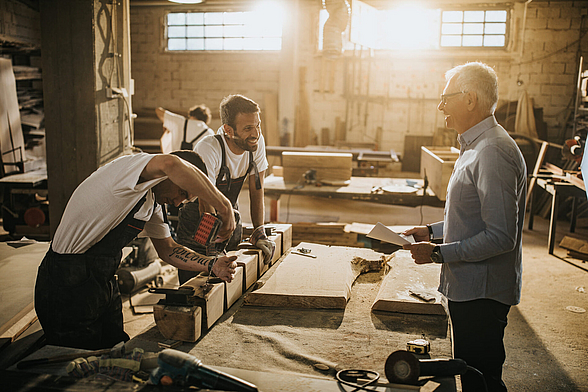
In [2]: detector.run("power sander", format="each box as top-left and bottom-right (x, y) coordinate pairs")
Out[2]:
(385, 350), (468, 385)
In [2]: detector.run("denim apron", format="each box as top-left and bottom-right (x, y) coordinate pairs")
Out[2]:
(176, 134), (260, 284)
(35, 195), (150, 349)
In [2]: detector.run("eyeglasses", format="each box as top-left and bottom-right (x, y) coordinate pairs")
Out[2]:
(440, 91), (467, 105)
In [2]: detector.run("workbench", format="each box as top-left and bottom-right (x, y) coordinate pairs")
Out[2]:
(122, 248), (455, 392)
(527, 165), (587, 254)
(264, 174), (444, 221)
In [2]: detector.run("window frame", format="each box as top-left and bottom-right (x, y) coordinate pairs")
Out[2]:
(164, 10), (283, 52)
(438, 7), (510, 50)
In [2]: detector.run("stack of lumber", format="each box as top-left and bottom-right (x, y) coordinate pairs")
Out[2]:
(282, 151), (352, 184)
(559, 236), (588, 261)
(153, 225), (293, 342)
(292, 222), (363, 248)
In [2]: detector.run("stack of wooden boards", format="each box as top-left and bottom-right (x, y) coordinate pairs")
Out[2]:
(559, 236), (588, 261)
(153, 224), (292, 342)
(281, 151), (352, 184)
(292, 222), (363, 247)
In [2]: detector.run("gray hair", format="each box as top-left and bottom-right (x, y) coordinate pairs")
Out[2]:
(445, 62), (498, 115)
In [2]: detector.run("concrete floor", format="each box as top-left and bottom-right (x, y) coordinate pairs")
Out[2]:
(3, 187), (586, 391)
(235, 192), (588, 392)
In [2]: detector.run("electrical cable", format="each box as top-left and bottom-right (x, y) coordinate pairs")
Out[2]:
(465, 365), (489, 392)
(335, 369), (379, 392)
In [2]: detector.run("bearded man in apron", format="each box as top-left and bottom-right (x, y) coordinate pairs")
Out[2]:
(175, 94), (275, 284)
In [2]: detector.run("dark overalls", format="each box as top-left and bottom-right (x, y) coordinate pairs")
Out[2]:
(176, 134), (260, 285)
(34, 195), (151, 350)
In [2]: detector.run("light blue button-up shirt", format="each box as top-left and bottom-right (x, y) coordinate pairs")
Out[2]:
(429, 116), (527, 305)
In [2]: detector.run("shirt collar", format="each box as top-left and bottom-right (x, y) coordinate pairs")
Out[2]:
(458, 115), (498, 147)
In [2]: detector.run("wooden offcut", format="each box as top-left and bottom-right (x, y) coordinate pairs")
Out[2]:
(420, 146), (459, 201)
(559, 236), (588, 260)
(225, 266), (244, 311)
(234, 249), (259, 292)
(371, 250), (446, 316)
(182, 275), (225, 329)
(153, 304), (202, 342)
(282, 151), (352, 183)
(244, 242), (386, 309)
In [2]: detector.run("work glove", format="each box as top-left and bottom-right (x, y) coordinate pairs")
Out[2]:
(250, 225), (275, 265)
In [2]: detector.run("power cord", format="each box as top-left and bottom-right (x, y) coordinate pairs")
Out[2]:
(420, 170), (429, 226)
(336, 369), (380, 392)
(465, 365), (489, 392)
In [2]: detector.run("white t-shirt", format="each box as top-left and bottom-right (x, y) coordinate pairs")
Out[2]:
(163, 110), (214, 151)
(52, 153), (171, 254)
(194, 128), (269, 185)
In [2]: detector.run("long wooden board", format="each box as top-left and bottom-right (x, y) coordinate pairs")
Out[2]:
(0, 242), (49, 335)
(244, 242), (386, 309)
(371, 250), (446, 316)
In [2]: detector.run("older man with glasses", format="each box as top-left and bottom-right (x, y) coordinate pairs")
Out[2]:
(403, 62), (527, 392)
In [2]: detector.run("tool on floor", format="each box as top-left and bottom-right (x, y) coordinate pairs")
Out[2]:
(407, 334), (431, 354)
(151, 348), (259, 392)
(384, 350), (467, 385)
(17, 341), (126, 369)
(193, 212), (223, 255)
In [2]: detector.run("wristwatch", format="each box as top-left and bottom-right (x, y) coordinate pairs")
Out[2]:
(430, 246), (444, 264)
(426, 225), (434, 241)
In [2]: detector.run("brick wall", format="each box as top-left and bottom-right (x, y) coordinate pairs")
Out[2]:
(130, 1), (588, 152)
(0, 0), (41, 46)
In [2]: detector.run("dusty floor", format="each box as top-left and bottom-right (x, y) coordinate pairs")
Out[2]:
(236, 193), (588, 392)
(5, 187), (585, 391)
(120, 191), (588, 391)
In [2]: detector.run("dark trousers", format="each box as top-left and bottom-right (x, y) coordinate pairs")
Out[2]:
(34, 250), (129, 350)
(448, 299), (510, 392)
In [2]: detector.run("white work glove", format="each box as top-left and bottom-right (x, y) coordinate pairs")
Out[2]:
(250, 226), (275, 265)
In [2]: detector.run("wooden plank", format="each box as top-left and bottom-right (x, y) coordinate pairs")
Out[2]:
(268, 223), (292, 253)
(181, 275), (225, 329)
(559, 236), (588, 255)
(153, 304), (202, 342)
(235, 250), (259, 291)
(371, 250), (446, 316)
(225, 266), (243, 311)
(420, 146), (459, 201)
(244, 242), (386, 309)
(0, 304), (37, 342)
(282, 151), (353, 169)
(0, 242), (49, 333)
(0, 58), (26, 173)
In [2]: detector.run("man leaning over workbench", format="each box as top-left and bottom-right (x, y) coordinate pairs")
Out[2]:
(175, 94), (274, 284)
(34, 151), (238, 350)
(402, 62), (526, 392)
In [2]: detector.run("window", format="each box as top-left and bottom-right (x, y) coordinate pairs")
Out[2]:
(166, 10), (283, 51)
(318, 2), (509, 52)
(440, 10), (507, 47)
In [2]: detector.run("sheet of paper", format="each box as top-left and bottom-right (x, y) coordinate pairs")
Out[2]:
(366, 222), (415, 246)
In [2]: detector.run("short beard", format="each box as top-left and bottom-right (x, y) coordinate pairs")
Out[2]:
(233, 136), (258, 152)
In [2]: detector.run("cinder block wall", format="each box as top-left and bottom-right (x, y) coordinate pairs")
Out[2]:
(0, 0), (41, 45)
(130, 1), (588, 152)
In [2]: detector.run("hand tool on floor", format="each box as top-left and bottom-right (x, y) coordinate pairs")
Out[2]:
(17, 341), (126, 369)
(151, 348), (258, 392)
(384, 350), (467, 385)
